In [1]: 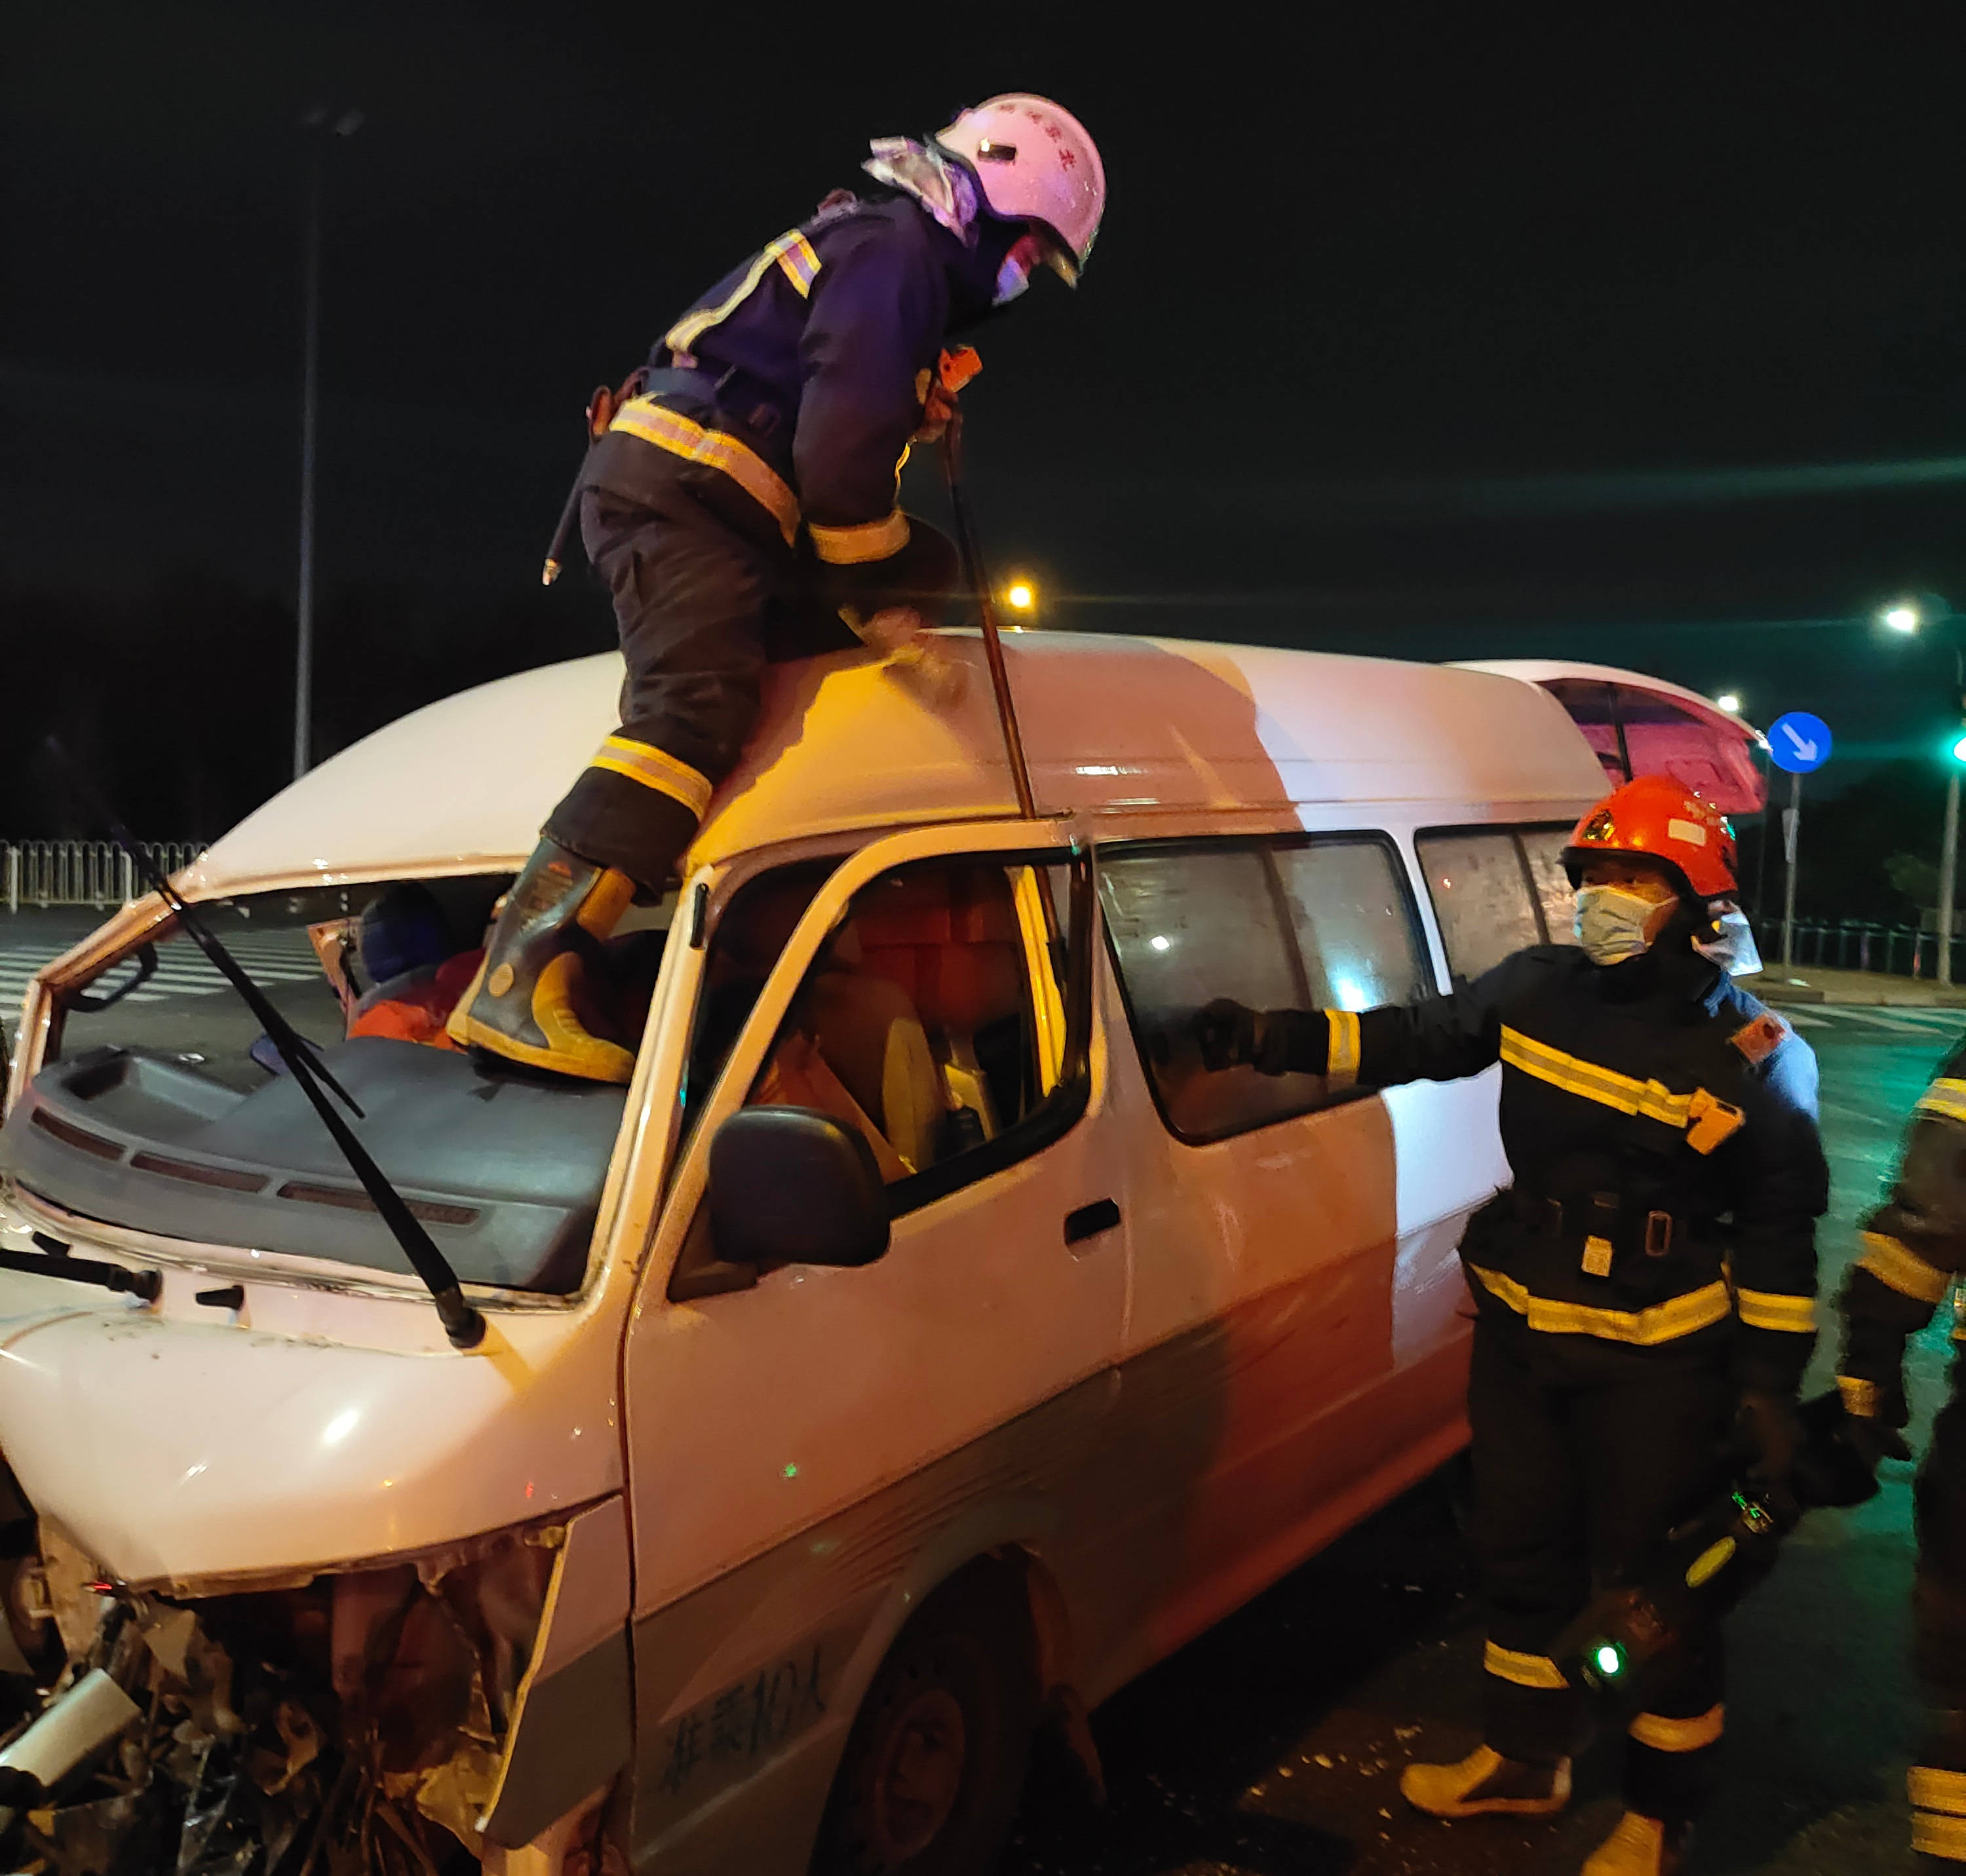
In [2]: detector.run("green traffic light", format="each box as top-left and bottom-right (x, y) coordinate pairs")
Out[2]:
(1594, 1643), (1625, 1677)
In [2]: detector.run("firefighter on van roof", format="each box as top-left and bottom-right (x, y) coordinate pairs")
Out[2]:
(1835, 1033), (1966, 1866)
(1196, 775), (1827, 1876)
(448, 96), (1106, 1082)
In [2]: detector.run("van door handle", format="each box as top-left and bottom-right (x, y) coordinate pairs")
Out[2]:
(1064, 1198), (1122, 1247)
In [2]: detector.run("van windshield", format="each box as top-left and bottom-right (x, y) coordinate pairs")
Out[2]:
(0, 876), (671, 1294)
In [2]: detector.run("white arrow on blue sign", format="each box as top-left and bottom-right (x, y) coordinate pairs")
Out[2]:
(1767, 711), (1832, 775)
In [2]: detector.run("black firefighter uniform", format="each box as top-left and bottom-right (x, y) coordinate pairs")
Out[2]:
(1223, 940), (1827, 1821)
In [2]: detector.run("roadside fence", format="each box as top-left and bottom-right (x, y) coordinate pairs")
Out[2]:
(1756, 918), (1940, 980)
(3, 842), (204, 913)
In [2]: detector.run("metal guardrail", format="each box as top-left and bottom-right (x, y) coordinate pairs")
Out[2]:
(1755, 918), (1940, 979)
(2, 842), (204, 913)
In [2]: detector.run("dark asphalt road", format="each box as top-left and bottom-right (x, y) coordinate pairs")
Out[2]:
(1005, 1001), (1957, 1876)
(0, 911), (1954, 1873)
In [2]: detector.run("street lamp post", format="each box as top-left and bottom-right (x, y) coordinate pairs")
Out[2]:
(294, 106), (362, 781)
(1878, 594), (1962, 985)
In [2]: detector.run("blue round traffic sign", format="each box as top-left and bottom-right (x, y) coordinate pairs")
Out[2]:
(1767, 711), (1832, 775)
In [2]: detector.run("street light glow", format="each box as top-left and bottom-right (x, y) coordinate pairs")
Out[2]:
(1951, 733), (1966, 766)
(1716, 693), (1741, 714)
(1005, 580), (1036, 611)
(1883, 603), (1922, 634)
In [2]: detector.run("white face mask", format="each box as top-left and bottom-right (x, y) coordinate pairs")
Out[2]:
(1573, 884), (1661, 967)
(1694, 906), (1763, 977)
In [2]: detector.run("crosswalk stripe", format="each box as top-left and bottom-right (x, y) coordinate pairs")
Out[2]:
(0, 934), (322, 1008)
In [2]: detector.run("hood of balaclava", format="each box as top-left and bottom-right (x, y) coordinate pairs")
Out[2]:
(862, 135), (1029, 328)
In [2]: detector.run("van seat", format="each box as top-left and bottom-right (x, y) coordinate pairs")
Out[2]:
(845, 871), (1026, 1136)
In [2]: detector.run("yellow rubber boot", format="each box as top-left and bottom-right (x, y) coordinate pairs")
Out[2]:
(448, 841), (638, 1082)
(1581, 1812), (1690, 1875)
(1398, 1744), (1571, 1819)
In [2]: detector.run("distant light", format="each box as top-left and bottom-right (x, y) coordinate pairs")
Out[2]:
(1883, 603), (1922, 634)
(1149, 934), (1171, 952)
(1005, 580), (1036, 611)
(1716, 694), (1741, 714)
(1950, 732), (1966, 766)
(1594, 1643), (1626, 1678)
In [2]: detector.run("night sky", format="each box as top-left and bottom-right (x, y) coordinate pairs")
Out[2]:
(9, 7), (1966, 791)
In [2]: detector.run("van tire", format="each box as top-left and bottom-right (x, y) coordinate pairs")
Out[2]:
(813, 1569), (1039, 1876)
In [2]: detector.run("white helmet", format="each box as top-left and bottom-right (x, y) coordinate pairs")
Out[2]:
(935, 94), (1104, 284)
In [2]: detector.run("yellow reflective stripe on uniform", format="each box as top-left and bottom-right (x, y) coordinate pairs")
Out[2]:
(1735, 1288), (1818, 1334)
(606, 398), (801, 546)
(1468, 1265), (1733, 1346)
(1914, 1767), (1966, 1816)
(1500, 1027), (1692, 1128)
(1838, 1375), (1881, 1417)
(1859, 1230), (1952, 1304)
(1919, 1079), (1966, 1126)
(809, 510), (911, 565)
(587, 736), (714, 818)
(1628, 1704), (1724, 1752)
(1915, 1811), (1966, 1860)
(1482, 1639), (1568, 1690)
(666, 228), (823, 355)
(1325, 1009), (1361, 1088)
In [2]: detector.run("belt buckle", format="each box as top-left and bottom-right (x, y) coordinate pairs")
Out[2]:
(1644, 1210), (1674, 1257)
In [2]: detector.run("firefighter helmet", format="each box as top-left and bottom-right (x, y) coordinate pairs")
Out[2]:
(935, 95), (1104, 283)
(1563, 774), (1739, 900)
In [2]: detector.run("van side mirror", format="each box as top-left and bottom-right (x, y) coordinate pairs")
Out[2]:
(708, 1106), (891, 1270)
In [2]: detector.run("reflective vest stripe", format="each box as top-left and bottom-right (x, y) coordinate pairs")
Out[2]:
(809, 510), (911, 565)
(1325, 1008), (1361, 1087)
(1919, 1078), (1966, 1126)
(1914, 1811), (1966, 1860)
(1838, 1375), (1881, 1417)
(1498, 1027), (1742, 1152)
(1483, 1639), (1568, 1690)
(666, 229), (823, 356)
(1912, 1767), (1966, 1817)
(1735, 1288), (1818, 1334)
(1859, 1230), (1952, 1305)
(606, 398), (801, 545)
(1628, 1704), (1724, 1752)
(1468, 1265), (1733, 1345)
(588, 736), (714, 818)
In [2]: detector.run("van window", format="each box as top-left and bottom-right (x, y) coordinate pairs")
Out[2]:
(741, 852), (1086, 1213)
(1100, 835), (1425, 1144)
(1416, 824), (1577, 984)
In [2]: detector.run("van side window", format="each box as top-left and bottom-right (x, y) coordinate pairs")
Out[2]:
(1416, 823), (1577, 985)
(1100, 835), (1424, 1145)
(744, 853), (1086, 1212)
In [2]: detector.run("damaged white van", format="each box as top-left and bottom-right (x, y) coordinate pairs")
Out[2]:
(0, 632), (1615, 1876)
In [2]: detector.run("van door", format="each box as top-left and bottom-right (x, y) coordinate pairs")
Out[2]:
(617, 821), (1126, 1866)
(1080, 831), (1464, 1686)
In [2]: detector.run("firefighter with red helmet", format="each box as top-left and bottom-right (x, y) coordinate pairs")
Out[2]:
(448, 96), (1105, 1081)
(1196, 775), (1828, 1876)
(1836, 1036), (1966, 1865)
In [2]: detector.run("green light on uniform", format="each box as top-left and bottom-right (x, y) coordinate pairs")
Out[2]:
(1594, 1643), (1626, 1678)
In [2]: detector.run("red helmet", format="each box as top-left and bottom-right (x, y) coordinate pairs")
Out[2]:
(1562, 774), (1739, 900)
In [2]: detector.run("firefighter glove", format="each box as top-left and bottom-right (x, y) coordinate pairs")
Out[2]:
(1195, 999), (1269, 1073)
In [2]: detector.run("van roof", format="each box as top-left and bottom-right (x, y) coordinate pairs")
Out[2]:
(180, 632), (1608, 899)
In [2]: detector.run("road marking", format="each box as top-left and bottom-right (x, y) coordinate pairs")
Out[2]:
(1780, 1010), (1828, 1027)
(0, 936), (320, 1007)
(1817, 1008), (1956, 1035)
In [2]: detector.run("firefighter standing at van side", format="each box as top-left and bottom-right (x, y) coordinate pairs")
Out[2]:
(1196, 776), (1827, 1876)
(1834, 1031), (1966, 1867)
(446, 96), (1106, 1082)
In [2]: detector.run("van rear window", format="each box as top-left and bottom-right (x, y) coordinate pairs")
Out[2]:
(1099, 835), (1425, 1144)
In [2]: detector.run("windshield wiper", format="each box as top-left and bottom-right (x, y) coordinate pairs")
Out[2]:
(45, 742), (487, 1349)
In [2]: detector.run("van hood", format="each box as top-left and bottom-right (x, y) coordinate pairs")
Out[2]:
(0, 1286), (622, 1590)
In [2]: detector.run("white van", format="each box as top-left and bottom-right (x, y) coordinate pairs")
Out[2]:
(0, 632), (1609, 1876)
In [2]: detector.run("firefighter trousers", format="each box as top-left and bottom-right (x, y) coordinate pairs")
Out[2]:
(1469, 1312), (1735, 1821)
(543, 448), (855, 891)
(1911, 1390), (1966, 1860)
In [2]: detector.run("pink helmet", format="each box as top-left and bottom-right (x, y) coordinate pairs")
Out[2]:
(935, 94), (1105, 284)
